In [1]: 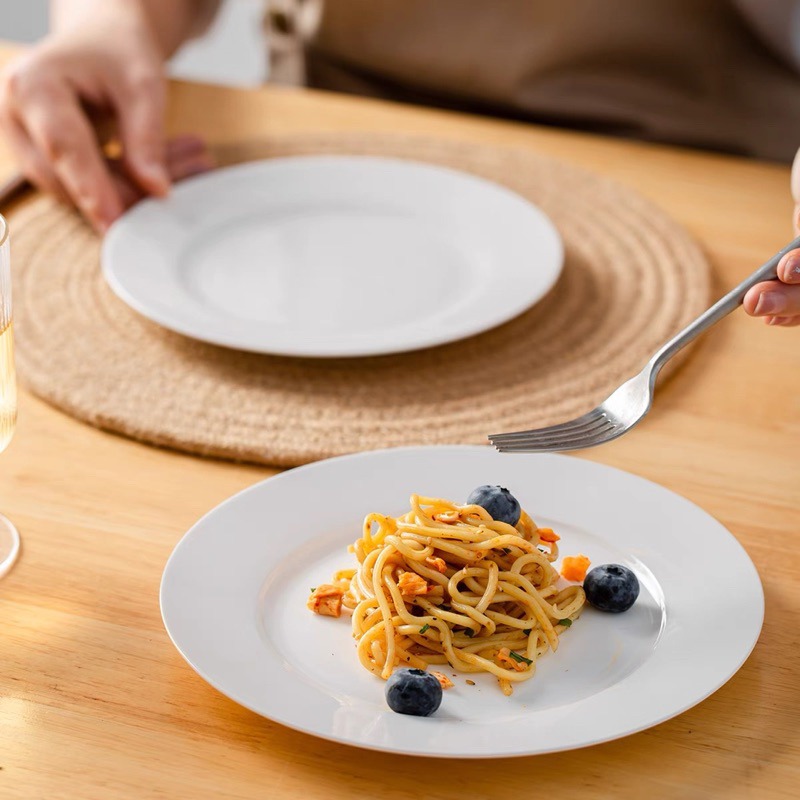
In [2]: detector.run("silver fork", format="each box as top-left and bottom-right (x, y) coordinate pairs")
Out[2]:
(490, 235), (800, 453)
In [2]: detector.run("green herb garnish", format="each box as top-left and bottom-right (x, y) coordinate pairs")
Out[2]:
(310, 587), (316, 592)
(419, 623), (430, 634)
(509, 650), (533, 666)
(558, 618), (572, 627)
(464, 629), (475, 638)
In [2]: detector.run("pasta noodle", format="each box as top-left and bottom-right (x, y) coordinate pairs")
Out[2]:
(308, 494), (585, 695)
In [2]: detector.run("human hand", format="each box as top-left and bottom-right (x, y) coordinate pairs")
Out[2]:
(743, 147), (800, 327)
(0, 10), (172, 232)
(111, 134), (214, 212)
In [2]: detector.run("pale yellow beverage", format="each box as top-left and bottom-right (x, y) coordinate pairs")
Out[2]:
(0, 321), (15, 454)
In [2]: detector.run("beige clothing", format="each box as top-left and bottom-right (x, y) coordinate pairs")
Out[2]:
(267, 1), (800, 163)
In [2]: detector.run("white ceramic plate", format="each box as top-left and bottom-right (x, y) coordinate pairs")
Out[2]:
(160, 446), (763, 758)
(102, 156), (563, 357)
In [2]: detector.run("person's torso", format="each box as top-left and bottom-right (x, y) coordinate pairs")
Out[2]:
(268, 0), (800, 161)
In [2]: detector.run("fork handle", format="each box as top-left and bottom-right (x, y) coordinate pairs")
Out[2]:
(649, 234), (800, 374)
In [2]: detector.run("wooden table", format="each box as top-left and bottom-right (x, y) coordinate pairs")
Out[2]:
(1, 48), (799, 800)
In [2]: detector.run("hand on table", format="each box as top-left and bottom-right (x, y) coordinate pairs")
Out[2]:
(743, 147), (800, 327)
(0, 12), (213, 232)
(111, 134), (214, 209)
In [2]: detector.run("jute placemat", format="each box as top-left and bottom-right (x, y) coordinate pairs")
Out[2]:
(9, 134), (711, 467)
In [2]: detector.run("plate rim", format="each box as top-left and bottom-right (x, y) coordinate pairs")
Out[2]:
(102, 154), (564, 358)
(160, 445), (765, 758)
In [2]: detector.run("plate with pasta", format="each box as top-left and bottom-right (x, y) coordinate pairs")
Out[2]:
(160, 446), (764, 758)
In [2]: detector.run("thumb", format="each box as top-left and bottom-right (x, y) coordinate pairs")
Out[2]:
(115, 68), (170, 197)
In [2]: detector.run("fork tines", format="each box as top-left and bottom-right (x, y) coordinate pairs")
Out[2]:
(489, 410), (619, 453)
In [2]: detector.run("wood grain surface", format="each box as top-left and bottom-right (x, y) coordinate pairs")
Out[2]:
(0, 45), (798, 800)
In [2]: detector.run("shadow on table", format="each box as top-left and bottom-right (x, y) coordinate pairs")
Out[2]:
(200, 581), (793, 799)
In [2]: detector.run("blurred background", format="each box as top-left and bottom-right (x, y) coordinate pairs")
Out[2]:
(0, 0), (267, 85)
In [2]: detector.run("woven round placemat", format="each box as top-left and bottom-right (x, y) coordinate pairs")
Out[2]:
(9, 134), (711, 467)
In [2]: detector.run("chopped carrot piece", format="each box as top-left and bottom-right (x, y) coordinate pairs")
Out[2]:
(537, 527), (560, 543)
(425, 556), (447, 573)
(431, 671), (454, 689)
(496, 647), (527, 672)
(560, 554), (591, 582)
(398, 571), (429, 597)
(307, 584), (345, 617)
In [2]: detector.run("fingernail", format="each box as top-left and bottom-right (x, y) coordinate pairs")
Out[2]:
(77, 196), (106, 232)
(141, 162), (170, 194)
(780, 254), (800, 283)
(754, 291), (786, 316)
(95, 205), (121, 234)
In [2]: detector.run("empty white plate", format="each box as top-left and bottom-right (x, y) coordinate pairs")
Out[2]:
(103, 156), (563, 357)
(160, 446), (764, 758)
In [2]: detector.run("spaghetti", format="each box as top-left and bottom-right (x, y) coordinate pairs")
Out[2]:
(308, 494), (585, 695)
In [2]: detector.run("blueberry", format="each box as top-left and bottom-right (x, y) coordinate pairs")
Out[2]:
(385, 668), (442, 716)
(583, 564), (640, 613)
(466, 485), (521, 526)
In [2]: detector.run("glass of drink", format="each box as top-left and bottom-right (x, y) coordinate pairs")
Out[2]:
(0, 214), (19, 578)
